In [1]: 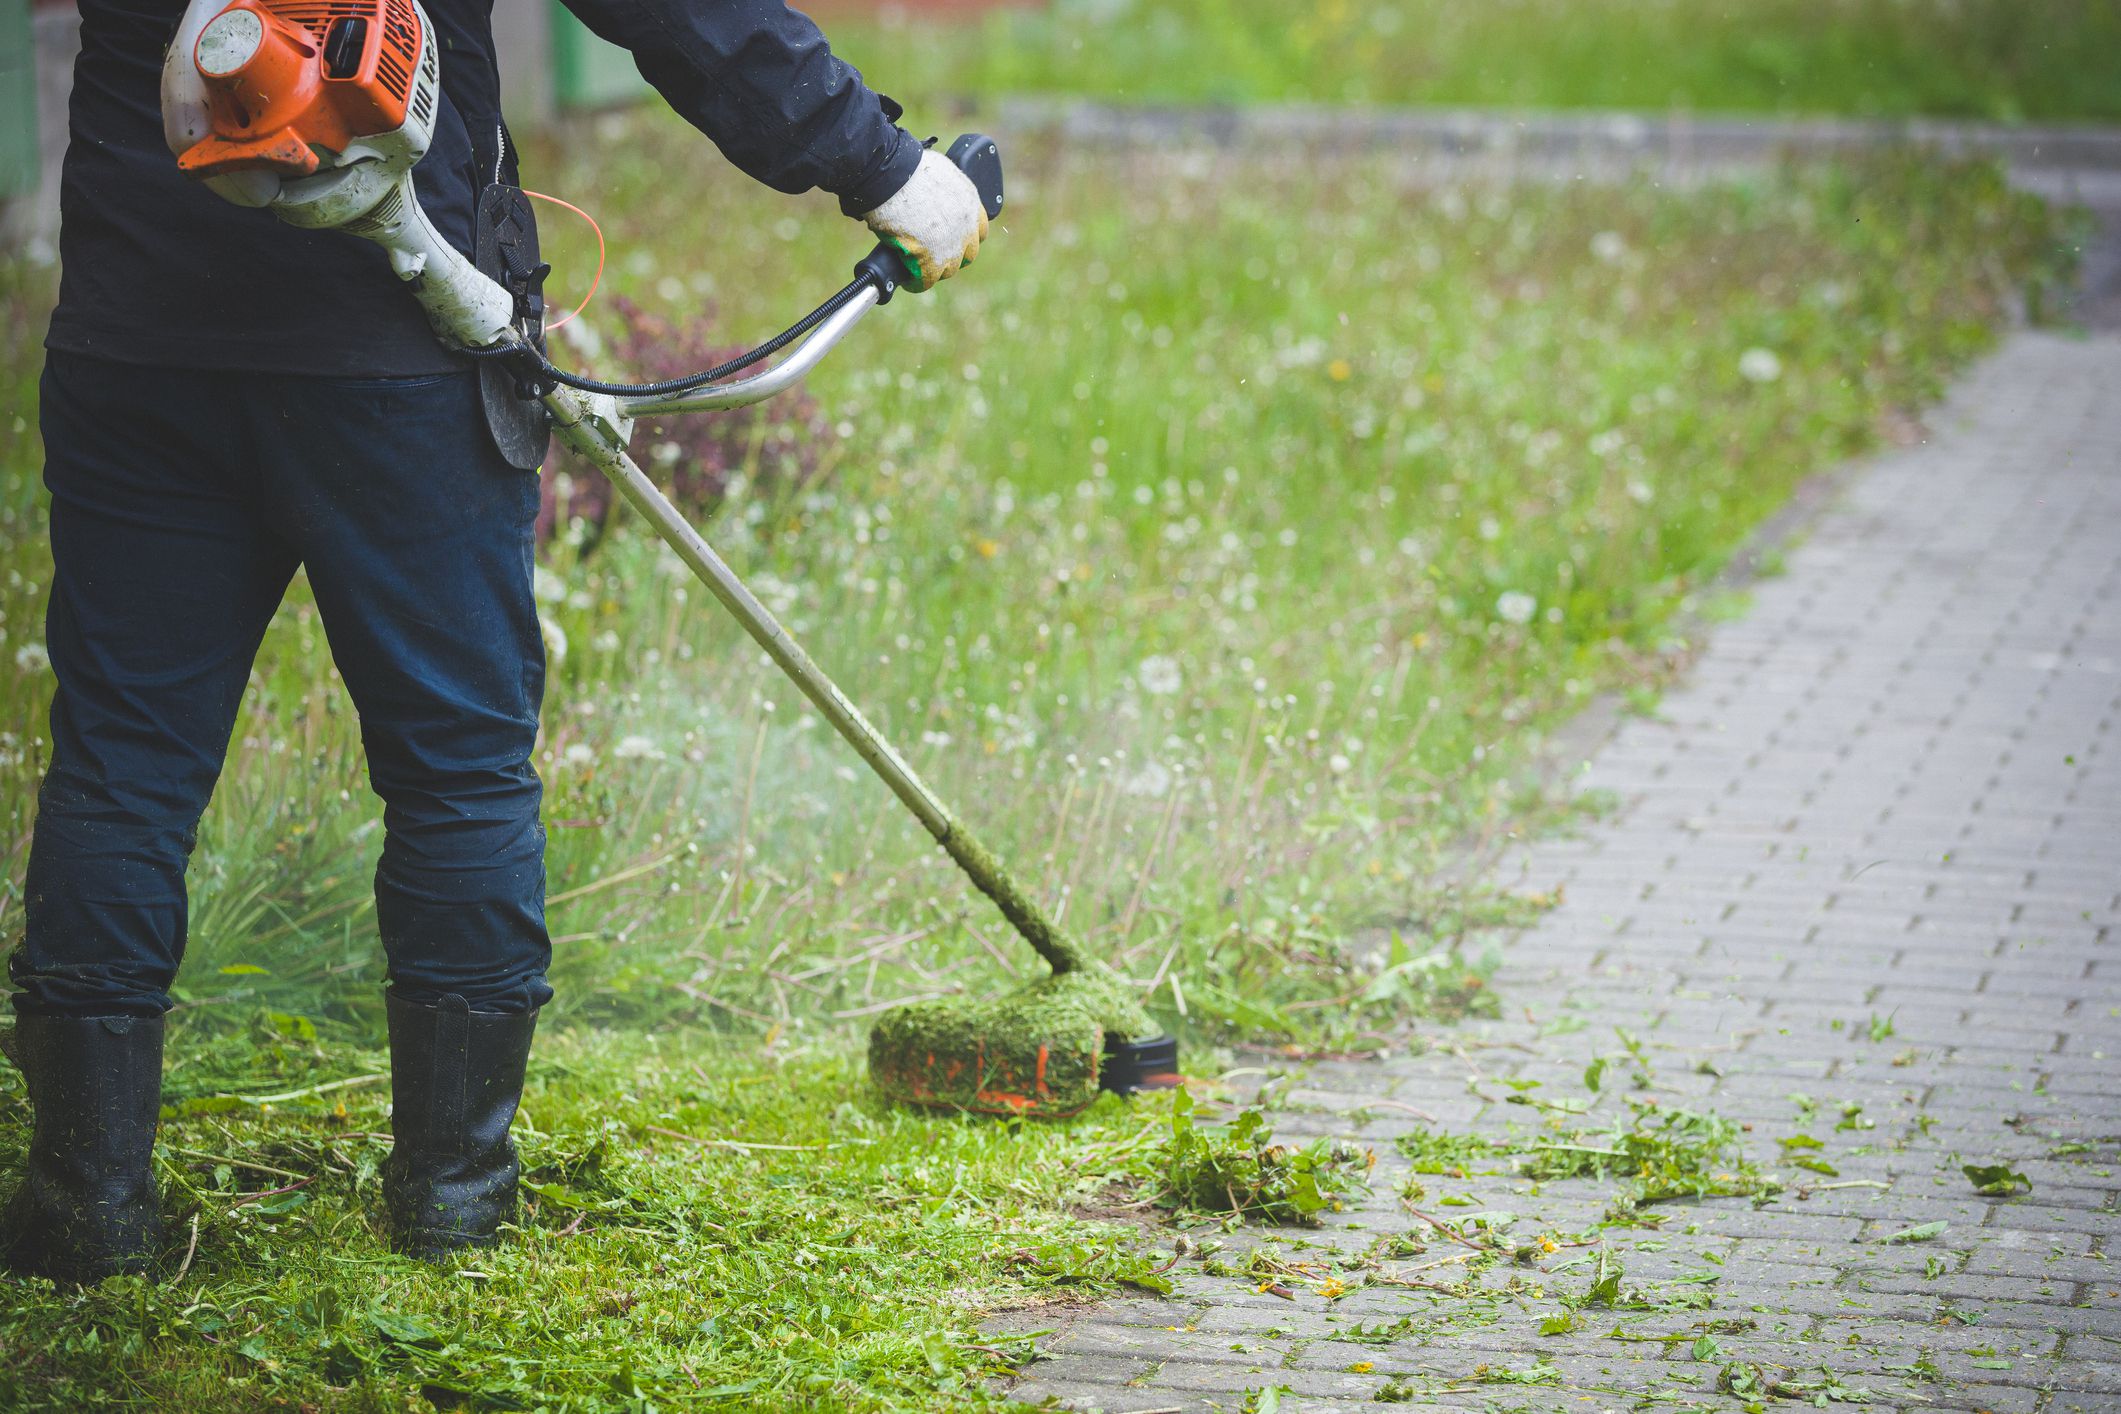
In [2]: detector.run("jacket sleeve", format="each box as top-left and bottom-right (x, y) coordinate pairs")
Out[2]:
(553, 0), (921, 214)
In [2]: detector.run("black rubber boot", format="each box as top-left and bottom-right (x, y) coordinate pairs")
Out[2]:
(1, 1013), (165, 1284)
(380, 992), (538, 1259)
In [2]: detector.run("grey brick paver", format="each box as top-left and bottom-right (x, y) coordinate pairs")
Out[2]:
(1004, 332), (2121, 1411)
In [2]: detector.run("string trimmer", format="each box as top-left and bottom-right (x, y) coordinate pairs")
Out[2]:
(163, 0), (1180, 1117)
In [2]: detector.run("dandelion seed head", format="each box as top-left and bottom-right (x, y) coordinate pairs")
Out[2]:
(1122, 761), (1173, 798)
(538, 615), (568, 665)
(1137, 654), (1183, 696)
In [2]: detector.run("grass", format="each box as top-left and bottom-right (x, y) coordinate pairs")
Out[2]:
(0, 1023), (1172, 1409)
(828, 0), (2121, 121)
(0, 130), (2078, 1406)
(1397, 1098), (1782, 1219)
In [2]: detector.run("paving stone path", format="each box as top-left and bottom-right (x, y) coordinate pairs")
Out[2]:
(998, 331), (2121, 1414)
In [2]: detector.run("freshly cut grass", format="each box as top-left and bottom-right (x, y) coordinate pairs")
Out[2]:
(0, 1021), (1170, 1410)
(832, 0), (2121, 121)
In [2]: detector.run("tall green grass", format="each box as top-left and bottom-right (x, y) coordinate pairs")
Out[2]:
(830, 0), (2121, 120)
(0, 140), (2072, 1047)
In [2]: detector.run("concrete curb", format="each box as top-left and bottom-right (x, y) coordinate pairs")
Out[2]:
(998, 98), (2121, 169)
(996, 99), (2121, 206)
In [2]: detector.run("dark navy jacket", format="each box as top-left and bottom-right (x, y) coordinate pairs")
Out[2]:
(47, 0), (920, 376)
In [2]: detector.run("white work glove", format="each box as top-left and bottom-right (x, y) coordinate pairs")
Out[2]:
(861, 148), (989, 292)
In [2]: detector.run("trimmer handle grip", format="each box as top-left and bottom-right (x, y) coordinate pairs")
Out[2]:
(856, 132), (1004, 303)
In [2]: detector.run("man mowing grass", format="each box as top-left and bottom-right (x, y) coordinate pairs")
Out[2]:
(2, 0), (986, 1284)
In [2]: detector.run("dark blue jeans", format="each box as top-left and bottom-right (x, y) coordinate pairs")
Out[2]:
(13, 353), (552, 1017)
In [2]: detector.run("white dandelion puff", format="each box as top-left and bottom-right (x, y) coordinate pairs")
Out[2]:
(613, 734), (663, 761)
(1738, 347), (1783, 383)
(1496, 591), (1538, 625)
(1122, 761), (1173, 798)
(538, 614), (568, 665)
(1137, 654), (1183, 696)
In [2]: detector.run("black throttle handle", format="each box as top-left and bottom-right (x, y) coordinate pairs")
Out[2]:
(855, 133), (1004, 304)
(947, 133), (1006, 220)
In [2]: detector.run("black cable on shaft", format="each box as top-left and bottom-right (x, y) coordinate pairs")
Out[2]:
(469, 273), (879, 397)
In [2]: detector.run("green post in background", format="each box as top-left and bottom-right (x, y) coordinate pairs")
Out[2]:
(549, 0), (650, 109)
(0, 0), (36, 201)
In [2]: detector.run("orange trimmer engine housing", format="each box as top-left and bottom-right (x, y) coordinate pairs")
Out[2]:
(175, 0), (428, 180)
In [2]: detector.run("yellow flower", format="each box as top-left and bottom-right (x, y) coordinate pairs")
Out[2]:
(975, 538), (1000, 559)
(1349, 1361), (1374, 1374)
(1327, 358), (1353, 381)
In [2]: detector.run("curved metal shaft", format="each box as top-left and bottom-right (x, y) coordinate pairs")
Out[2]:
(618, 285), (881, 418)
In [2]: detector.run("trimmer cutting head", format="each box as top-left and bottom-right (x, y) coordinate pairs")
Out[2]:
(868, 967), (1180, 1118)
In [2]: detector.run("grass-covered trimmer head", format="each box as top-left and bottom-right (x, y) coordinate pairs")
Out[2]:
(868, 828), (1181, 1117)
(869, 967), (1179, 1117)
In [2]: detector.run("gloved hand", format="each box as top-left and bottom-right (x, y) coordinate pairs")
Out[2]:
(861, 147), (990, 292)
